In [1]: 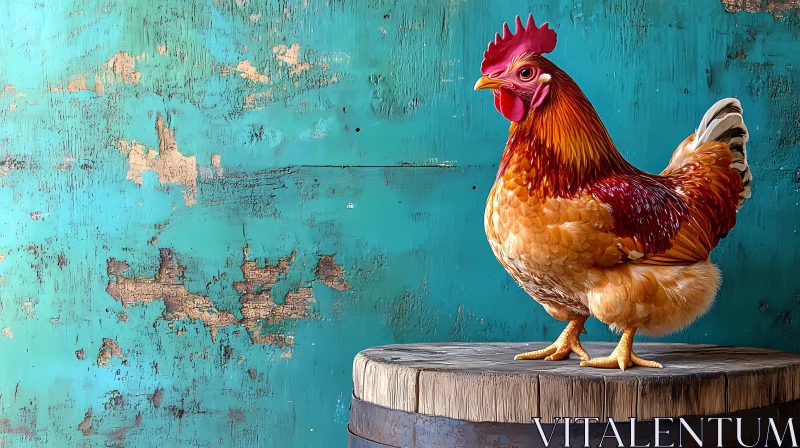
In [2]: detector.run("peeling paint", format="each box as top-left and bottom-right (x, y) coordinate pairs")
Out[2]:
(0, 419), (34, 438)
(106, 258), (130, 275)
(96, 338), (124, 367)
(234, 60), (269, 84)
(106, 249), (238, 341)
(148, 389), (163, 408)
(198, 154), (223, 179)
(106, 51), (141, 84)
(104, 246), (333, 346)
(228, 408), (245, 423)
(273, 43), (313, 76)
(22, 300), (35, 317)
(77, 409), (94, 436)
(315, 255), (350, 291)
(243, 90), (275, 110)
(273, 43), (302, 66)
(0, 154), (26, 176)
(0, 84), (26, 111)
(50, 74), (103, 95)
(117, 114), (198, 206)
(722, 0), (800, 17)
(1, 327), (12, 339)
(56, 156), (75, 171)
(110, 414), (141, 441)
(234, 247), (314, 346)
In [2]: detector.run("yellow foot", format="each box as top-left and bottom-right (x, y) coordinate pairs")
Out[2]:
(514, 317), (589, 361)
(579, 327), (663, 371)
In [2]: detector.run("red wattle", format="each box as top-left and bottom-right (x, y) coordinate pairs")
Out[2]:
(494, 87), (525, 122)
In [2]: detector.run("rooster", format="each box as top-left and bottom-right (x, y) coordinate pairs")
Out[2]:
(474, 15), (750, 370)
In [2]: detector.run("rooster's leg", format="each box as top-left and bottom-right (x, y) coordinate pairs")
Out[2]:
(514, 317), (589, 361)
(579, 327), (662, 370)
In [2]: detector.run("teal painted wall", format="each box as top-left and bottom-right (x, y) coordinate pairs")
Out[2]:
(0, 0), (798, 445)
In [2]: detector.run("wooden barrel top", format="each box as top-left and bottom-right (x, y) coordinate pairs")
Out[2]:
(352, 342), (800, 424)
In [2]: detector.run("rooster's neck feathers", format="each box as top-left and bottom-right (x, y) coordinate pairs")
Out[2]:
(498, 68), (635, 197)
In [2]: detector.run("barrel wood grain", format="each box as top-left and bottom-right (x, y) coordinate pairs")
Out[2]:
(418, 370), (539, 423)
(353, 352), (369, 400)
(362, 361), (419, 413)
(353, 342), (800, 424)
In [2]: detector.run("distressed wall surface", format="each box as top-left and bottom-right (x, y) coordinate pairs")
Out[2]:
(0, 0), (799, 446)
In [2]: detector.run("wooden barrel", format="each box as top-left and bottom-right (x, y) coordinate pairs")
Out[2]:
(349, 342), (800, 447)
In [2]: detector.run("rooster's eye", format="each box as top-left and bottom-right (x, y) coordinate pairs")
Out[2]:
(518, 67), (534, 80)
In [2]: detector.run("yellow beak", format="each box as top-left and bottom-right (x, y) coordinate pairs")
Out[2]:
(474, 75), (506, 90)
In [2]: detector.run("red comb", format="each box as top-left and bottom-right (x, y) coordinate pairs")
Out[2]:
(480, 14), (557, 75)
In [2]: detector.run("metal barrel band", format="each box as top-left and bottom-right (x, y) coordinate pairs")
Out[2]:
(349, 393), (800, 447)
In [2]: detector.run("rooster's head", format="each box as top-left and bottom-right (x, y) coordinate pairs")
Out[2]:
(474, 14), (558, 122)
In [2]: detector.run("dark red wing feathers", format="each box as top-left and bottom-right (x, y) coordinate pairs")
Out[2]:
(588, 174), (688, 257)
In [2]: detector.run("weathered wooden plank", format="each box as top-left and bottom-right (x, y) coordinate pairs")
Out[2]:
(637, 374), (727, 420)
(727, 365), (795, 413)
(418, 371), (538, 423)
(356, 342), (800, 423)
(362, 360), (419, 413)
(353, 352), (370, 400)
(604, 376), (638, 422)
(539, 374), (605, 424)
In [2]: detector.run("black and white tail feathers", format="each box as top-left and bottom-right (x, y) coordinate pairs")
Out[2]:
(690, 98), (751, 210)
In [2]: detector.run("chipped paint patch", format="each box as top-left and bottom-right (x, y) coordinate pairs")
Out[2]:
(243, 90), (275, 110)
(0, 84), (27, 111)
(104, 246), (336, 346)
(289, 61), (313, 76)
(0, 419), (34, 438)
(273, 43), (313, 75)
(315, 255), (350, 291)
(50, 75), (103, 95)
(110, 414), (142, 441)
(235, 247), (314, 346)
(22, 300), (36, 317)
(106, 249), (238, 341)
(0, 153), (26, 176)
(77, 409), (94, 436)
(721, 0), (800, 17)
(219, 48), (347, 111)
(300, 117), (336, 140)
(106, 258), (130, 275)
(234, 60), (269, 84)
(273, 43), (302, 66)
(56, 156), (75, 171)
(106, 52), (141, 84)
(1, 327), (12, 339)
(96, 338), (124, 367)
(198, 154), (223, 179)
(117, 114), (198, 206)
(148, 389), (164, 408)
